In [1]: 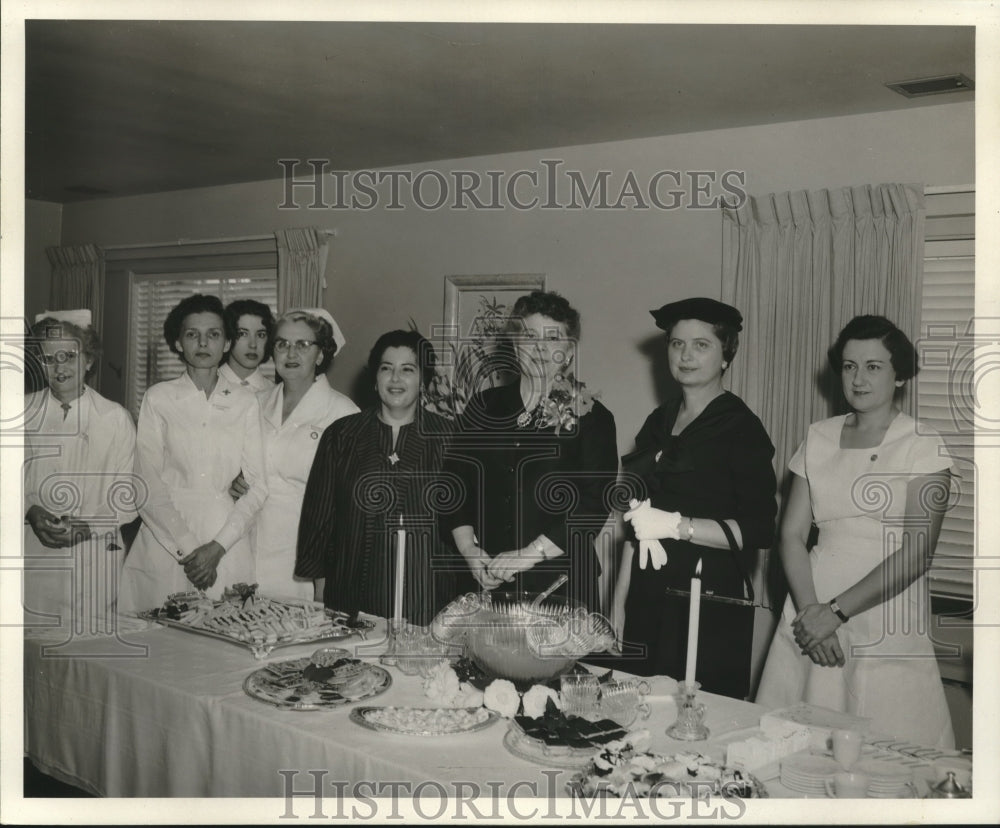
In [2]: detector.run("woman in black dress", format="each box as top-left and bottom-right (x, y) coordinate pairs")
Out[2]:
(614, 298), (777, 698)
(295, 330), (454, 626)
(444, 291), (618, 612)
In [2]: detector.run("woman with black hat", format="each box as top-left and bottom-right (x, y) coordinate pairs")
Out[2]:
(613, 297), (777, 698)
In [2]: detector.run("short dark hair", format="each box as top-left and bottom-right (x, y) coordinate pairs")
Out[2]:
(225, 299), (276, 361)
(507, 291), (581, 340)
(367, 329), (437, 391)
(163, 294), (229, 356)
(828, 315), (918, 381)
(29, 317), (102, 378)
(275, 310), (337, 375)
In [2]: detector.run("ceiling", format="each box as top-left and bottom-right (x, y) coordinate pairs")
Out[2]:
(24, 21), (974, 203)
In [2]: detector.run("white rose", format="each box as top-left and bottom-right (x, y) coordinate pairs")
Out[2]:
(483, 678), (520, 718)
(520, 684), (561, 719)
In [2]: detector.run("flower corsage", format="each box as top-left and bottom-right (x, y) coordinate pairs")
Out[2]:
(516, 373), (599, 435)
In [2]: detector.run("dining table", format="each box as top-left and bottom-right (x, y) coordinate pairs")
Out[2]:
(21, 614), (970, 816)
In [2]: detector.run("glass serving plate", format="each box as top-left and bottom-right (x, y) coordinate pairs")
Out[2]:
(349, 705), (500, 736)
(243, 655), (392, 710)
(139, 601), (375, 660)
(503, 725), (597, 769)
(501, 717), (631, 770)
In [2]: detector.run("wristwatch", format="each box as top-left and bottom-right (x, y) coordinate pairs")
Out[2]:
(828, 598), (849, 623)
(684, 517), (695, 542)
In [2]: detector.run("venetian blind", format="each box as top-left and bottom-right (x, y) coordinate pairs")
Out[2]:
(128, 270), (277, 417)
(918, 191), (974, 599)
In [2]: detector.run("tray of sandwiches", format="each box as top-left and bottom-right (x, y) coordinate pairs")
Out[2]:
(139, 583), (375, 659)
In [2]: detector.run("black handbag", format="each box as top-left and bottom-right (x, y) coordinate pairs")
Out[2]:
(659, 519), (759, 701)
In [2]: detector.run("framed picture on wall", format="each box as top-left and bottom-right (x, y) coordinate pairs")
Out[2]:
(427, 273), (545, 418)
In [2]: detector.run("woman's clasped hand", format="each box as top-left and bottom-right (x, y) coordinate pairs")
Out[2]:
(791, 603), (846, 667)
(179, 541), (227, 590)
(484, 538), (554, 585)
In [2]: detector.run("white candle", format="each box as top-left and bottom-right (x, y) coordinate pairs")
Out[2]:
(393, 515), (405, 624)
(684, 558), (703, 687)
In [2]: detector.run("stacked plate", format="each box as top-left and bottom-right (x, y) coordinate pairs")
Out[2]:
(779, 754), (840, 796)
(856, 759), (915, 798)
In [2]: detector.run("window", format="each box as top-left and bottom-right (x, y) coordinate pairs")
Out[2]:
(129, 270), (278, 416)
(918, 190), (974, 600)
(101, 237), (278, 418)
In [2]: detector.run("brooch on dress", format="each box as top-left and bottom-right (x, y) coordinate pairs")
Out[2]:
(388, 452), (400, 466)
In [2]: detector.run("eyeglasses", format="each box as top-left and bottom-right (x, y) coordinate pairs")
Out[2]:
(273, 338), (317, 353)
(39, 350), (80, 365)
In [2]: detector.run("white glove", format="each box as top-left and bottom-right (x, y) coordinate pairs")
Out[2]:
(625, 498), (682, 541)
(638, 540), (668, 570)
(626, 499), (671, 570)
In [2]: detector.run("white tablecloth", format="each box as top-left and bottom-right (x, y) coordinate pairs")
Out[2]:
(24, 617), (779, 799)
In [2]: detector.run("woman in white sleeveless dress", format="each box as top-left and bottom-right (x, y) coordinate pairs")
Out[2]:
(756, 316), (955, 748)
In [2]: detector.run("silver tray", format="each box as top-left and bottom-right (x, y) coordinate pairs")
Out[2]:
(139, 603), (375, 660)
(350, 705), (499, 736)
(243, 656), (392, 710)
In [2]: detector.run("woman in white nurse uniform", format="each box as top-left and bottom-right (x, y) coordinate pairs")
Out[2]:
(118, 294), (267, 612)
(232, 309), (358, 600)
(23, 310), (138, 634)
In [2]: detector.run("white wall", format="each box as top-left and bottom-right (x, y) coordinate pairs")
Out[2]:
(58, 101), (974, 454)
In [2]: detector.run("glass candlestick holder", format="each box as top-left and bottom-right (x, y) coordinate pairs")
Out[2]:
(666, 681), (709, 741)
(379, 618), (406, 667)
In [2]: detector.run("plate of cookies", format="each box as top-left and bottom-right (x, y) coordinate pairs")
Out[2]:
(243, 647), (392, 710)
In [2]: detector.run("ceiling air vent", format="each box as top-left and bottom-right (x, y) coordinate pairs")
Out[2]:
(886, 74), (974, 98)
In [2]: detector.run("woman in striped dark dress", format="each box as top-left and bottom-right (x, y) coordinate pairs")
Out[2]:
(294, 330), (455, 626)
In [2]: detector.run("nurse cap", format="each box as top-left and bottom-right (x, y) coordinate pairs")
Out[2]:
(34, 309), (93, 329)
(288, 308), (346, 353)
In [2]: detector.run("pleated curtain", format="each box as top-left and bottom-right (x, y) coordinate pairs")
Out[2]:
(721, 183), (926, 478)
(46, 243), (106, 333)
(274, 227), (330, 312)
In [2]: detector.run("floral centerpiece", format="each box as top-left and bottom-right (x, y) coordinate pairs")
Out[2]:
(421, 659), (562, 720)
